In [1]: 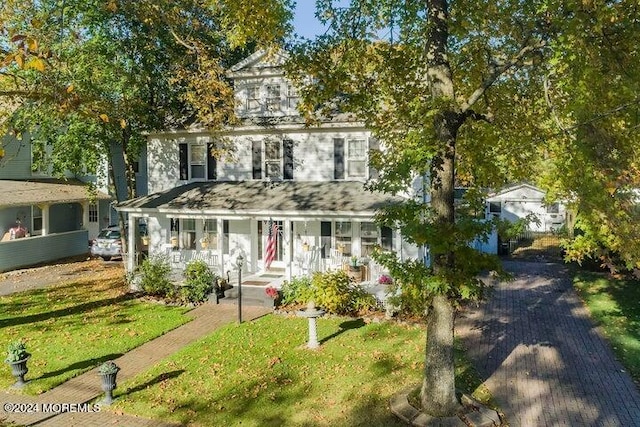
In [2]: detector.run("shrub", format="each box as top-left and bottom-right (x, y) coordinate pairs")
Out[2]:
(280, 276), (312, 305)
(139, 256), (173, 297)
(6, 340), (29, 363)
(309, 270), (352, 314)
(181, 260), (215, 304)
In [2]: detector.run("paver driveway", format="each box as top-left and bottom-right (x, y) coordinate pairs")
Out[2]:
(456, 261), (640, 427)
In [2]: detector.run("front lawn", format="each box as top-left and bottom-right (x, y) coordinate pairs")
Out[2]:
(573, 271), (640, 383)
(114, 314), (489, 427)
(0, 266), (191, 394)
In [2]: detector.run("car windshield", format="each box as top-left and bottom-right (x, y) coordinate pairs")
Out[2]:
(97, 229), (121, 239)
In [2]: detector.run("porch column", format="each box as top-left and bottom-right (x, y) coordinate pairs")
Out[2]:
(250, 219), (258, 273)
(217, 218), (224, 273)
(127, 215), (136, 273)
(82, 201), (89, 231)
(352, 220), (361, 257)
(41, 204), (50, 236)
(284, 219), (292, 281)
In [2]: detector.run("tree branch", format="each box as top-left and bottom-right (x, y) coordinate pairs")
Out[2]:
(460, 39), (545, 113)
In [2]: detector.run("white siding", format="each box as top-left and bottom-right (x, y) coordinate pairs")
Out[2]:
(147, 137), (181, 193)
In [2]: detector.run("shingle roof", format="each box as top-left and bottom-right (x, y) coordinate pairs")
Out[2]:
(116, 181), (400, 216)
(0, 179), (110, 208)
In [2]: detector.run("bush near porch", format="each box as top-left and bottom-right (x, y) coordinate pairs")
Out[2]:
(138, 257), (218, 304)
(280, 270), (379, 315)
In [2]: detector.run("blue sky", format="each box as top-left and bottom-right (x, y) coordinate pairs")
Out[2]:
(293, 2), (326, 39)
(292, 1), (351, 39)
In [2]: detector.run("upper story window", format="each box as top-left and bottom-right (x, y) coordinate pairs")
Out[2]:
(488, 201), (502, 215)
(334, 138), (370, 180)
(246, 86), (260, 111)
(287, 85), (299, 109)
(252, 139), (294, 180)
(179, 141), (217, 181)
(546, 202), (559, 214)
(265, 84), (281, 111)
(347, 139), (366, 178)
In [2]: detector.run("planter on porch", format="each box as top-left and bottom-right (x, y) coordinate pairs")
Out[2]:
(347, 265), (363, 282)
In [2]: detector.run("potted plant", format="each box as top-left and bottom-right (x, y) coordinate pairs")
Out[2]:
(337, 243), (345, 254)
(5, 340), (30, 388)
(98, 360), (120, 405)
(200, 234), (210, 249)
(302, 241), (310, 252)
(349, 256), (360, 271)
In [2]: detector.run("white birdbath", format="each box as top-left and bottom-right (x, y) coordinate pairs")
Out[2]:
(296, 301), (325, 349)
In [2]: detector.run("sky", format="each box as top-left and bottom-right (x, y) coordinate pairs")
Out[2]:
(292, 1), (327, 39)
(292, 1), (351, 39)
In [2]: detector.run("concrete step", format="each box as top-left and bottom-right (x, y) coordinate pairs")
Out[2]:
(212, 285), (275, 308)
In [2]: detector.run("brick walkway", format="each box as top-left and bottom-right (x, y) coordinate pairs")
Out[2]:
(1, 303), (270, 426)
(456, 261), (640, 427)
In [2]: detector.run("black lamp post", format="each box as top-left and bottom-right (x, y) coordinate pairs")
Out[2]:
(237, 254), (244, 323)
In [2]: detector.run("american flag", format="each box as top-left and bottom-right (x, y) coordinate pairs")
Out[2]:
(264, 219), (278, 270)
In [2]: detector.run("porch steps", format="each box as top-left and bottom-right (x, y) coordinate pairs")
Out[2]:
(213, 285), (275, 309)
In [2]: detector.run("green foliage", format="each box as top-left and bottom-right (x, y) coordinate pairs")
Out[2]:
(280, 271), (379, 315)
(139, 256), (173, 298)
(494, 214), (540, 240)
(180, 260), (215, 304)
(0, 265), (189, 393)
(97, 361), (120, 375)
(5, 340), (29, 363)
(280, 275), (312, 305)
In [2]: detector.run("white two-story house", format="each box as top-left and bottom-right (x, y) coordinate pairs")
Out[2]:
(117, 50), (420, 281)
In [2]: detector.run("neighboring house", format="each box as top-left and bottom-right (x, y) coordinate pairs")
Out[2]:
(117, 50), (424, 281)
(0, 132), (112, 272)
(485, 183), (566, 232)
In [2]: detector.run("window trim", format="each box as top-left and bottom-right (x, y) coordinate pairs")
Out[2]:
(346, 138), (367, 179)
(246, 85), (260, 111)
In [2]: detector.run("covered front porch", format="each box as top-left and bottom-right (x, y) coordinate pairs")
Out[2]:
(117, 181), (419, 284)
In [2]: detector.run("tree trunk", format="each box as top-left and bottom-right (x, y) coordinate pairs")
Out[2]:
(420, 0), (463, 417)
(422, 294), (460, 416)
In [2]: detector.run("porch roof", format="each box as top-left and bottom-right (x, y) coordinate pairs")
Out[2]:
(116, 181), (401, 216)
(0, 179), (110, 208)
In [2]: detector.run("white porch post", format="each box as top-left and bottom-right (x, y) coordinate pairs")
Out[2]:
(217, 218), (224, 273)
(82, 201), (89, 231)
(127, 215), (136, 272)
(41, 204), (50, 236)
(284, 219), (292, 281)
(352, 220), (361, 258)
(250, 219), (258, 273)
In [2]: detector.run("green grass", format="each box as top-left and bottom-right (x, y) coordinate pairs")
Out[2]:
(0, 268), (191, 394)
(114, 315), (491, 426)
(573, 271), (640, 383)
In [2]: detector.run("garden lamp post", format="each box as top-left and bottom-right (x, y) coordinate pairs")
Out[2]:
(237, 254), (244, 323)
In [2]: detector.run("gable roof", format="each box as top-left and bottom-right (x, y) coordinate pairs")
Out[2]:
(116, 181), (401, 217)
(0, 179), (110, 208)
(228, 49), (288, 77)
(486, 183), (546, 201)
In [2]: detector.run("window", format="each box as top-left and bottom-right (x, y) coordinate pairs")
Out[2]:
(88, 204), (98, 223)
(264, 140), (281, 179)
(247, 86), (260, 111)
(335, 221), (352, 256)
(203, 219), (218, 250)
(181, 219), (196, 249)
(360, 222), (379, 257)
(488, 201), (502, 214)
(265, 84), (281, 111)
(347, 139), (367, 178)
(189, 144), (206, 179)
(32, 205), (42, 235)
(179, 142), (208, 181)
(287, 85), (299, 109)
(546, 202), (559, 214)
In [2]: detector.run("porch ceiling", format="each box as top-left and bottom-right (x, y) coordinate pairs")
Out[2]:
(116, 181), (401, 215)
(0, 179), (110, 208)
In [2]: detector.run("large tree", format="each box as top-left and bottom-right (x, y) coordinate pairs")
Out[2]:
(287, 0), (639, 417)
(1, 0), (294, 200)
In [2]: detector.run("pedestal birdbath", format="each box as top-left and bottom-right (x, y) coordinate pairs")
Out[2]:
(296, 301), (325, 349)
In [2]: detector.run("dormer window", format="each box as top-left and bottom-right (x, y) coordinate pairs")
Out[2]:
(246, 86), (260, 111)
(265, 84), (281, 111)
